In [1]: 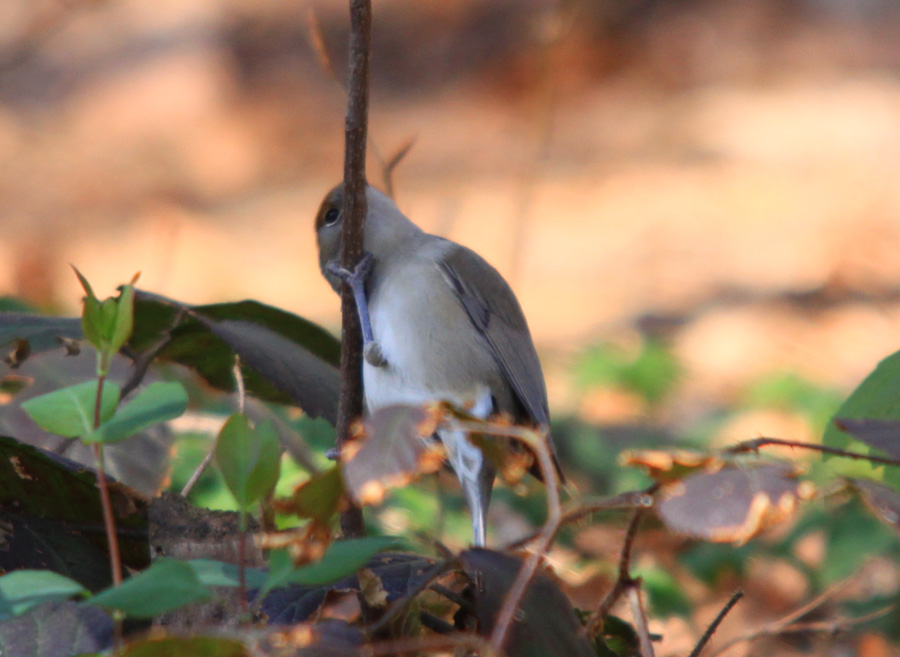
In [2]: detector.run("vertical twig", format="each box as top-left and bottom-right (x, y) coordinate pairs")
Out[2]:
(92, 374), (122, 587)
(689, 591), (744, 657)
(334, 0), (372, 539)
(585, 505), (647, 634)
(181, 355), (246, 498)
(627, 584), (656, 657)
(91, 372), (122, 647)
(489, 427), (561, 654)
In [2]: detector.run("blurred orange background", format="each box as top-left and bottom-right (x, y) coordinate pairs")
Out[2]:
(5, 1), (900, 652)
(3, 0), (900, 427)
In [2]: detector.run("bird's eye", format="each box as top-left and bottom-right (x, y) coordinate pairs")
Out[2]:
(324, 208), (340, 226)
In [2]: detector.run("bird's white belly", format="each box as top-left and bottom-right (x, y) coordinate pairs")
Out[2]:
(362, 269), (493, 415)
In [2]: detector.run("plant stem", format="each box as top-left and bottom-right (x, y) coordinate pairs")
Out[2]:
(92, 374), (122, 588)
(238, 510), (248, 613)
(334, 0), (372, 540)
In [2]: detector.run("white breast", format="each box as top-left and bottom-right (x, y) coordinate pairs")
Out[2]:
(362, 251), (500, 415)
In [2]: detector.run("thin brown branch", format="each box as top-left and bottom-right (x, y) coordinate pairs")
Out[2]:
(91, 373), (122, 588)
(506, 488), (655, 550)
(728, 436), (900, 468)
(305, 7), (338, 83)
(182, 356), (247, 497)
(627, 583), (655, 657)
(689, 590), (744, 657)
(246, 398), (320, 475)
(707, 606), (892, 657)
(181, 447), (215, 498)
(93, 445), (121, 585)
(119, 307), (186, 398)
(489, 427), (562, 655)
(379, 137), (417, 199)
(585, 505), (647, 635)
(334, 0), (372, 539)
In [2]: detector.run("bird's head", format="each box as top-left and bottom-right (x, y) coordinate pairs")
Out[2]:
(314, 183), (421, 292)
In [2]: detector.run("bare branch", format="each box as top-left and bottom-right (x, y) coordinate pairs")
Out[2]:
(689, 590), (744, 657)
(705, 580), (889, 657)
(180, 447), (215, 498)
(727, 436), (900, 468)
(707, 607), (892, 657)
(489, 427), (562, 654)
(505, 488), (653, 550)
(627, 583), (655, 657)
(120, 306), (186, 398)
(378, 137), (417, 199)
(585, 505), (648, 634)
(334, 0), (373, 539)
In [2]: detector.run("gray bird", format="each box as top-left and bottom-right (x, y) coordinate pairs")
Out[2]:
(315, 184), (562, 545)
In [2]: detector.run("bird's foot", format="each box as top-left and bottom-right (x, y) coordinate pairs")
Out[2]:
(325, 251), (375, 288)
(326, 253), (385, 367)
(364, 341), (386, 367)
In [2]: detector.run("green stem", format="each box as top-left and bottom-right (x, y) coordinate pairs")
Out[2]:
(92, 374), (122, 587)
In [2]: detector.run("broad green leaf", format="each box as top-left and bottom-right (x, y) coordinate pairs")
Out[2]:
(0, 436), (151, 584)
(260, 536), (403, 599)
(215, 415), (281, 510)
(823, 349), (900, 487)
(85, 382), (187, 444)
(128, 291), (340, 423)
(21, 381), (121, 438)
(186, 559), (267, 589)
(87, 558), (210, 618)
(0, 570), (87, 620)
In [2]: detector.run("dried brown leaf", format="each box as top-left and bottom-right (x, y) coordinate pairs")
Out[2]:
(620, 448), (725, 482)
(341, 404), (445, 506)
(657, 464), (815, 545)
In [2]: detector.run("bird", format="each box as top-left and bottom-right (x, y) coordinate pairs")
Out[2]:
(315, 183), (562, 546)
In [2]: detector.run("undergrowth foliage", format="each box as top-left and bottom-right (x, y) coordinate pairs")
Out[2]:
(0, 258), (899, 656)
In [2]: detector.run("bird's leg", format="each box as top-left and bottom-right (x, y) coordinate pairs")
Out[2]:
(326, 252), (386, 367)
(444, 389), (495, 547)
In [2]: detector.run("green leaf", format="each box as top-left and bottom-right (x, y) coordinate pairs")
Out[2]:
(260, 536), (403, 599)
(21, 380), (121, 438)
(109, 284), (135, 355)
(215, 415), (281, 510)
(281, 465), (344, 523)
(186, 559), (267, 589)
(85, 382), (188, 444)
(823, 349), (900, 487)
(86, 558), (211, 618)
(128, 291), (340, 423)
(0, 570), (88, 620)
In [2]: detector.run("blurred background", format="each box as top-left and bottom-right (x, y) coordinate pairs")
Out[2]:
(3, 0), (900, 653)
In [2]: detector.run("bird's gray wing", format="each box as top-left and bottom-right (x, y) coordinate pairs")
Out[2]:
(437, 244), (564, 481)
(437, 244), (548, 425)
